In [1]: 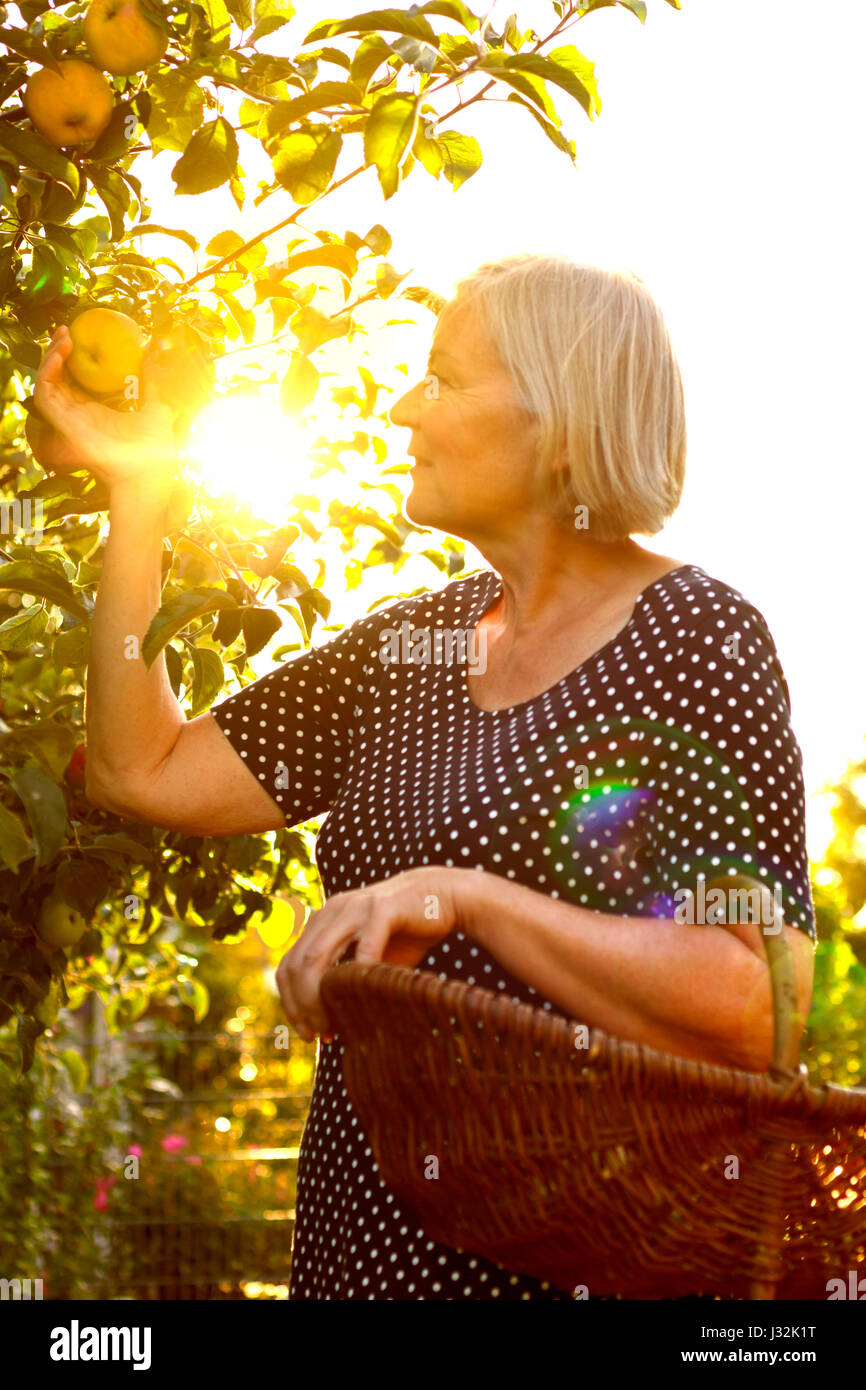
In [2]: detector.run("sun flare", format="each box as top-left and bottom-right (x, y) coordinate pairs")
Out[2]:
(183, 393), (312, 522)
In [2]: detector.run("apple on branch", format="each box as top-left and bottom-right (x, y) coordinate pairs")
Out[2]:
(24, 59), (114, 149)
(37, 894), (89, 949)
(84, 0), (168, 77)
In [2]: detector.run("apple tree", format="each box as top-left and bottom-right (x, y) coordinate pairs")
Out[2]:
(0, 0), (681, 1073)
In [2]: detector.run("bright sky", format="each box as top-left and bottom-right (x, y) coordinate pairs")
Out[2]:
(130, 0), (866, 857)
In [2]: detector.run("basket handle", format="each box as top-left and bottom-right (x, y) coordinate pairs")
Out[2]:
(761, 920), (803, 1080)
(709, 875), (802, 1079)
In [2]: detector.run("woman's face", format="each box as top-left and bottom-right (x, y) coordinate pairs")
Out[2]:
(390, 295), (544, 543)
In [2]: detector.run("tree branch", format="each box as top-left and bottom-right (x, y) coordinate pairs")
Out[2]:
(178, 163), (367, 291)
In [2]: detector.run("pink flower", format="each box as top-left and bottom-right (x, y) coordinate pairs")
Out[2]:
(127, 1144), (142, 1158)
(161, 1134), (188, 1153)
(93, 1176), (117, 1212)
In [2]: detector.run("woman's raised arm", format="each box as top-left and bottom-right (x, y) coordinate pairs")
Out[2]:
(33, 329), (287, 837)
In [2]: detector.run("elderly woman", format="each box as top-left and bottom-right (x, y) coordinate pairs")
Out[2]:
(34, 254), (815, 1301)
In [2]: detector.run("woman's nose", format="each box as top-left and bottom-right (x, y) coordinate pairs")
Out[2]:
(389, 382), (420, 428)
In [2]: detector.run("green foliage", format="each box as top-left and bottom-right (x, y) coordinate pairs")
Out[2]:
(0, 0), (676, 1071)
(803, 759), (866, 1088)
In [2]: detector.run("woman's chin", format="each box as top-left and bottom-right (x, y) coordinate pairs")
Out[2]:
(404, 476), (445, 529)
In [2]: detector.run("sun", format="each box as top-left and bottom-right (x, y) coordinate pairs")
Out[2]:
(183, 392), (313, 522)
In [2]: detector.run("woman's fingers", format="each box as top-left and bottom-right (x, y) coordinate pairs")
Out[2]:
(278, 904), (376, 1038)
(275, 953), (305, 1038)
(33, 330), (77, 427)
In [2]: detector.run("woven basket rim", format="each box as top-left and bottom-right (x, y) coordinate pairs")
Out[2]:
(321, 960), (866, 1121)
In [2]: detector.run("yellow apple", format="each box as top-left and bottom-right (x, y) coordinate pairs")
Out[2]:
(37, 895), (88, 949)
(24, 59), (114, 149)
(84, 0), (167, 76)
(67, 307), (145, 396)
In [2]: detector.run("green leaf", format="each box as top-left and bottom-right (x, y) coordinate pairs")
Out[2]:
(261, 81), (363, 140)
(364, 92), (418, 198)
(375, 261), (409, 297)
(241, 607), (283, 659)
(486, 66), (558, 122)
(251, 0), (295, 41)
(225, 0), (253, 25)
(279, 243), (358, 279)
(280, 353), (320, 412)
(504, 92), (575, 157)
(363, 222), (391, 254)
(206, 228), (265, 270)
(349, 34), (393, 91)
(87, 166), (130, 241)
(306, 9), (437, 45)
(0, 605), (49, 650)
(413, 123), (444, 176)
(141, 586), (238, 668)
(0, 120), (79, 196)
(271, 125), (341, 204)
(214, 606), (244, 646)
(411, 0), (479, 28)
(400, 284), (446, 315)
(202, 0), (234, 36)
(172, 117), (238, 195)
(14, 719), (78, 782)
(0, 802), (32, 873)
(51, 625), (90, 672)
(0, 560), (90, 621)
(124, 222), (200, 252)
(59, 1047), (89, 1093)
(479, 47), (600, 120)
(18, 1015), (39, 1074)
(85, 101), (137, 162)
(0, 26), (62, 68)
(11, 765), (66, 868)
(178, 975), (210, 1023)
(90, 831), (155, 867)
(145, 71), (205, 154)
(435, 129), (482, 188)
(189, 645), (226, 717)
(54, 857), (109, 918)
(216, 287), (255, 341)
(579, 0), (648, 17)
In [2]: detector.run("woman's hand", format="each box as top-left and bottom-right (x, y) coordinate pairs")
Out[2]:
(275, 867), (478, 1042)
(31, 325), (179, 498)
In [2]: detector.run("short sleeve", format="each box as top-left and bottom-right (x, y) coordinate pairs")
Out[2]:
(210, 615), (382, 828)
(637, 599), (816, 939)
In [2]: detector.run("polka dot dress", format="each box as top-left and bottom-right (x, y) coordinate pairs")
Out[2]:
(211, 562), (816, 1299)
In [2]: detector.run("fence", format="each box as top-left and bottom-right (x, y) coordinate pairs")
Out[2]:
(2, 1003), (317, 1301)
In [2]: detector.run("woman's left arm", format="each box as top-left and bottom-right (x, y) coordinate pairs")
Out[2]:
(276, 865), (813, 1071)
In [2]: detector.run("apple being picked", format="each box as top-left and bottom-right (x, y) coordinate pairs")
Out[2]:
(37, 894), (89, 949)
(67, 307), (145, 397)
(84, 0), (167, 77)
(23, 59), (114, 149)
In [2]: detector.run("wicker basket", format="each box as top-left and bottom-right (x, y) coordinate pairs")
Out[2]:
(320, 925), (866, 1299)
